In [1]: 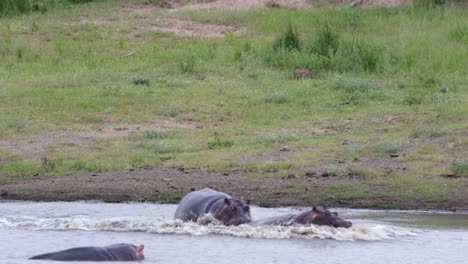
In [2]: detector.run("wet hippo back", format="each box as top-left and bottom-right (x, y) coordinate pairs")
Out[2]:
(174, 188), (252, 226)
(174, 188), (228, 222)
(250, 214), (296, 227)
(250, 207), (352, 228)
(29, 243), (144, 261)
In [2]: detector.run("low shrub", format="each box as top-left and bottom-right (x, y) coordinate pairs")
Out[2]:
(273, 22), (301, 51)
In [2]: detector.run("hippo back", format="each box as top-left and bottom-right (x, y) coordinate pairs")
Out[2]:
(250, 214), (296, 227)
(29, 244), (143, 261)
(29, 247), (114, 261)
(174, 188), (229, 222)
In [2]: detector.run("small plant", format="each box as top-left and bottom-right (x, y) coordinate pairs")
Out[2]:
(3, 118), (26, 131)
(16, 45), (27, 60)
(332, 75), (380, 94)
(450, 24), (468, 43)
(273, 21), (301, 51)
(224, 31), (236, 45)
(294, 53), (323, 75)
(370, 142), (402, 154)
(207, 132), (234, 149)
(449, 158), (468, 177)
(404, 93), (424, 106)
(40, 157), (56, 172)
(161, 104), (183, 117)
(262, 90), (291, 104)
(252, 133), (299, 146)
(179, 56), (196, 74)
(131, 75), (150, 86)
(310, 26), (340, 58)
(54, 39), (65, 56)
(332, 39), (380, 72)
(142, 130), (177, 140)
(409, 127), (445, 139)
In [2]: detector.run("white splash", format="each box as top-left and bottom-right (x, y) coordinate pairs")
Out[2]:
(0, 215), (416, 241)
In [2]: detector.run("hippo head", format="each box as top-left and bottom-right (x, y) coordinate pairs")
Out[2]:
(134, 245), (145, 261)
(214, 198), (252, 226)
(298, 207), (352, 228)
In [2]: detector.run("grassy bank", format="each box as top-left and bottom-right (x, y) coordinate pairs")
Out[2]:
(0, 0), (467, 207)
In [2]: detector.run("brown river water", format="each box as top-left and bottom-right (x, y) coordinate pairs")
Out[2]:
(0, 201), (467, 264)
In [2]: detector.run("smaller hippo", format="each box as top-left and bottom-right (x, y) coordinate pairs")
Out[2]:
(29, 243), (144, 261)
(251, 207), (352, 228)
(174, 188), (252, 226)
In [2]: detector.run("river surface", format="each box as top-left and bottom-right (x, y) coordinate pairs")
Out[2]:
(0, 201), (467, 264)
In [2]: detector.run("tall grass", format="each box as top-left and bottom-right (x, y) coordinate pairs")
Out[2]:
(0, 0), (94, 16)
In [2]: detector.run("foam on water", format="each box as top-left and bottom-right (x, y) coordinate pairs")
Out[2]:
(0, 214), (416, 241)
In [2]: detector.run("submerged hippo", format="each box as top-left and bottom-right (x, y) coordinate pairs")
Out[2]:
(174, 188), (252, 226)
(251, 207), (352, 228)
(29, 243), (144, 261)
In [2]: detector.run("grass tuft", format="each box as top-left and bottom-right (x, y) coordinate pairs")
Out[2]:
(273, 21), (301, 51)
(208, 132), (234, 149)
(450, 158), (468, 177)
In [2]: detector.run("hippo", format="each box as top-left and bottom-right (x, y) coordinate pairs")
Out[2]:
(174, 188), (252, 226)
(250, 207), (352, 228)
(29, 243), (144, 261)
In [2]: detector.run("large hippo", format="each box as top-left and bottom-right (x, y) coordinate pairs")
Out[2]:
(29, 243), (144, 261)
(174, 188), (252, 226)
(250, 207), (352, 228)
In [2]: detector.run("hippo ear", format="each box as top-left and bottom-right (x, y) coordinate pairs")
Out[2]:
(245, 200), (251, 205)
(312, 207), (320, 214)
(332, 212), (339, 216)
(223, 198), (231, 206)
(137, 245), (144, 253)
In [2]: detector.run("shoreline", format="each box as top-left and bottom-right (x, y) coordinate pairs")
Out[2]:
(1, 167), (466, 211)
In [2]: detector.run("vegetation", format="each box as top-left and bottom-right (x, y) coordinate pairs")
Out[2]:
(0, 0), (95, 16)
(0, 0), (466, 206)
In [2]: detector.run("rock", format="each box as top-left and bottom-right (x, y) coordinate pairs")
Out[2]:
(342, 140), (353, 145)
(321, 171), (336, 177)
(349, 0), (362, 7)
(443, 173), (459, 178)
(294, 68), (312, 79)
(305, 171), (317, 177)
(280, 146), (291, 152)
(281, 174), (296, 180)
(390, 154), (399, 158)
(266, 1), (281, 8)
(439, 86), (448, 93)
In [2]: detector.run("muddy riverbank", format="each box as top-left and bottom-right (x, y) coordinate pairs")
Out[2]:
(1, 167), (466, 210)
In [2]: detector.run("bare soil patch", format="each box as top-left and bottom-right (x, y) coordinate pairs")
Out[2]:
(152, 19), (246, 37)
(0, 119), (199, 160)
(176, 0), (311, 10)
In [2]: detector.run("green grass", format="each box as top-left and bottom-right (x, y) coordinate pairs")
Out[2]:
(0, 0), (95, 17)
(0, 0), (467, 206)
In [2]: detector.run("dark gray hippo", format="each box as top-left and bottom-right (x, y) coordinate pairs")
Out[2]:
(174, 188), (252, 226)
(250, 207), (352, 228)
(29, 243), (144, 261)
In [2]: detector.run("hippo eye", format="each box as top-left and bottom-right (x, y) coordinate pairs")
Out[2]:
(229, 205), (236, 211)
